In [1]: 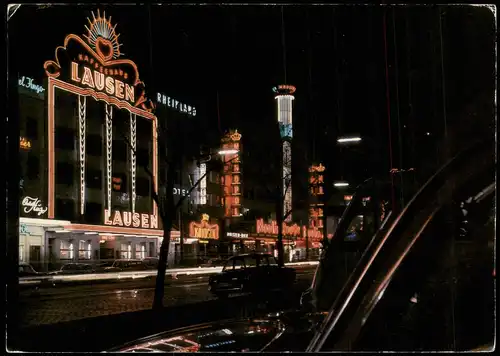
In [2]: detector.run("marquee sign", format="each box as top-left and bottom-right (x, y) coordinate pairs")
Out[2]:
(44, 10), (154, 112)
(189, 214), (219, 240)
(255, 218), (322, 241)
(44, 9), (158, 221)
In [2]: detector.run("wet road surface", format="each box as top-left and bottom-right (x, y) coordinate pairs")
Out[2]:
(19, 266), (315, 327)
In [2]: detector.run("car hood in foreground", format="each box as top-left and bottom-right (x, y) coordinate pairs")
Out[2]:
(108, 311), (326, 352)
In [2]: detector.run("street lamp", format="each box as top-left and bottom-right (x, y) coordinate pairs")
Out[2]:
(334, 181), (349, 188)
(218, 149), (239, 155)
(337, 136), (362, 144)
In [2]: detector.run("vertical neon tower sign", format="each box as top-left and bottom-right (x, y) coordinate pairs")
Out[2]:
(273, 85), (295, 222)
(309, 163), (325, 240)
(221, 130), (242, 218)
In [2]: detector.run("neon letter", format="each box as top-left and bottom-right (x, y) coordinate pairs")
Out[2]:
(123, 212), (132, 227)
(81, 66), (95, 88)
(115, 79), (124, 99)
(94, 71), (105, 90)
(105, 76), (114, 95)
(104, 209), (112, 225)
(141, 213), (149, 228)
(132, 212), (140, 227)
(112, 210), (123, 226)
(71, 62), (81, 83)
(150, 215), (158, 229)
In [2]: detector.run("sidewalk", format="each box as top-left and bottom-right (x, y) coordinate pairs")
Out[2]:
(20, 261), (319, 285)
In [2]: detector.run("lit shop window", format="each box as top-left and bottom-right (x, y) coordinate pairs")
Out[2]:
(79, 240), (91, 260)
(135, 243), (146, 259)
(60, 240), (74, 260)
(120, 243), (132, 259)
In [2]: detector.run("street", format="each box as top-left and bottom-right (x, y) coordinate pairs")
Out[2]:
(19, 266), (315, 328)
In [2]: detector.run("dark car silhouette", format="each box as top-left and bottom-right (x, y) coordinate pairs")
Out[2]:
(208, 253), (296, 298)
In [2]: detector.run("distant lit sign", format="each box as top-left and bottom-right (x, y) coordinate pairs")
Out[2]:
(20, 137), (32, 150)
(156, 93), (196, 116)
(344, 195), (353, 201)
(104, 209), (158, 229)
(21, 196), (48, 216)
(199, 163), (207, 205)
(189, 214), (219, 240)
(18, 76), (45, 95)
(227, 232), (249, 238)
(174, 187), (188, 196)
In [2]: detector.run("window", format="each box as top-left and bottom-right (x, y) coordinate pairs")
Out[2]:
(113, 140), (128, 162)
(26, 155), (40, 180)
(55, 127), (76, 150)
(56, 162), (74, 186)
(78, 240), (91, 260)
(86, 169), (102, 189)
(137, 148), (150, 167)
(120, 243), (132, 259)
(19, 245), (24, 262)
(266, 256), (278, 266)
(135, 243), (146, 259)
(60, 240), (74, 260)
(136, 177), (150, 197)
(87, 135), (102, 156)
(85, 202), (102, 224)
(26, 117), (38, 139)
(56, 199), (75, 221)
(234, 258), (244, 270)
(112, 174), (127, 192)
(209, 171), (219, 184)
(243, 256), (257, 268)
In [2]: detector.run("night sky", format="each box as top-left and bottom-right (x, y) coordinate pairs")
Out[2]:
(9, 4), (496, 205)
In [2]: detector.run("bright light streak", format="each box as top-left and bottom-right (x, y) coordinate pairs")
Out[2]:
(334, 182), (349, 187)
(337, 137), (362, 143)
(218, 149), (239, 155)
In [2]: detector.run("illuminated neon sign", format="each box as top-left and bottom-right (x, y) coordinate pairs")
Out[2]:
(221, 130), (242, 217)
(18, 76), (45, 95)
(20, 137), (31, 150)
(255, 218), (322, 240)
(21, 196), (48, 216)
(156, 93), (196, 117)
(104, 209), (158, 229)
(44, 9), (158, 220)
(189, 214), (219, 240)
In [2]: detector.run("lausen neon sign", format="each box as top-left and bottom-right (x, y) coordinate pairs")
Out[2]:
(44, 10), (158, 220)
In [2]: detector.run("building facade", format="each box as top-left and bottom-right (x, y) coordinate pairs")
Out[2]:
(18, 10), (183, 270)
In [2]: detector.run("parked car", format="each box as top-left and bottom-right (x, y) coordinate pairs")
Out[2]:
(48, 263), (95, 275)
(208, 253), (296, 298)
(104, 259), (149, 272)
(18, 262), (45, 277)
(199, 258), (226, 268)
(141, 257), (159, 269)
(111, 138), (495, 352)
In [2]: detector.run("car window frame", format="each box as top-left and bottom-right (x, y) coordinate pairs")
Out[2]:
(307, 139), (494, 352)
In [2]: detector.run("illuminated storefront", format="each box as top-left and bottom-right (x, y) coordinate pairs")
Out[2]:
(18, 9), (181, 269)
(252, 218), (322, 262)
